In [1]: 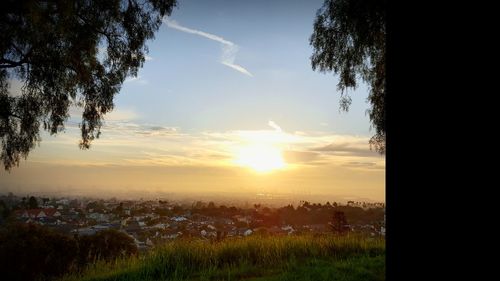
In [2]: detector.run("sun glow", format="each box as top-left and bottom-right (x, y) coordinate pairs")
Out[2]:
(235, 144), (285, 173)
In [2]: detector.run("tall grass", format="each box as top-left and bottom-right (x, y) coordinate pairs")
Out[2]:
(60, 234), (385, 281)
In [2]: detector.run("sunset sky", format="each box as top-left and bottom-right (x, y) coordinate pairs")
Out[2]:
(0, 0), (385, 203)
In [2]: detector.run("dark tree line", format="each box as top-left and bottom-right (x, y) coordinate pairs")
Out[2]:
(0, 223), (137, 281)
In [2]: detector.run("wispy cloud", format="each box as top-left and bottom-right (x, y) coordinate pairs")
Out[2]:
(144, 55), (153, 61)
(30, 117), (384, 172)
(163, 17), (253, 77)
(283, 150), (321, 164)
(268, 120), (282, 132)
(342, 161), (383, 169)
(104, 109), (139, 121)
(310, 142), (381, 158)
(124, 75), (148, 85)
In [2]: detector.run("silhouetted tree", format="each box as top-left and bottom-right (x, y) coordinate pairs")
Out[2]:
(0, 200), (10, 222)
(193, 200), (205, 209)
(310, 0), (386, 153)
(330, 211), (350, 234)
(76, 229), (137, 267)
(113, 202), (123, 215)
(0, 0), (177, 170)
(0, 223), (78, 281)
(28, 196), (38, 209)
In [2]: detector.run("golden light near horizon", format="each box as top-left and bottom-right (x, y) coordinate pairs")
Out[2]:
(235, 143), (285, 173)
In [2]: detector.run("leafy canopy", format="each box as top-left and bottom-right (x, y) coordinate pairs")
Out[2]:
(310, 0), (386, 153)
(0, 0), (177, 170)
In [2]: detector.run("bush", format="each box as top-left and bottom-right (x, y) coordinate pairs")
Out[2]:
(0, 224), (139, 281)
(77, 229), (138, 267)
(0, 223), (78, 281)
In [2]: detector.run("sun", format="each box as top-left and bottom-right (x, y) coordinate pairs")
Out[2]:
(235, 144), (285, 173)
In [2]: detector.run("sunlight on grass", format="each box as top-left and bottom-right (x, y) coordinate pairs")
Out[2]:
(60, 234), (385, 281)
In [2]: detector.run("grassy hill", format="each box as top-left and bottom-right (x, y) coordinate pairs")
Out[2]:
(60, 234), (385, 281)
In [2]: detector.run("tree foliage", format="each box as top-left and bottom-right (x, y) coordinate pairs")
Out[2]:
(0, 223), (78, 281)
(0, 0), (177, 170)
(76, 229), (137, 267)
(0, 223), (138, 281)
(330, 211), (350, 234)
(310, 0), (386, 153)
(28, 195), (38, 209)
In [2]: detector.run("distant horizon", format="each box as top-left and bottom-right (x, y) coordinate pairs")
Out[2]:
(0, 188), (384, 207)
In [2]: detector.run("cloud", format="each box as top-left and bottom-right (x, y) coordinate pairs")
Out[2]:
(342, 161), (384, 170)
(67, 107), (139, 125)
(268, 120), (282, 132)
(283, 150), (321, 164)
(163, 17), (253, 77)
(124, 75), (148, 85)
(103, 109), (139, 121)
(311, 142), (381, 158)
(145, 55), (153, 61)
(133, 126), (178, 136)
(344, 161), (376, 167)
(32, 116), (384, 173)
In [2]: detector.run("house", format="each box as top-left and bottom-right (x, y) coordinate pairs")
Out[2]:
(162, 230), (182, 239)
(72, 227), (97, 236)
(234, 215), (251, 224)
(88, 212), (111, 222)
(171, 216), (187, 222)
(152, 223), (168, 229)
(44, 208), (62, 217)
(281, 225), (295, 234)
(15, 208), (61, 219)
(306, 224), (329, 233)
(56, 199), (69, 205)
(215, 218), (234, 225)
(124, 220), (142, 233)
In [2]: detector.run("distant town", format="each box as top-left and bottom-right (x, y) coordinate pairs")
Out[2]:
(0, 192), (385, 251)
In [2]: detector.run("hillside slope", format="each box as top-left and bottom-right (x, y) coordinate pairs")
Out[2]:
(61, 234), (385, 281)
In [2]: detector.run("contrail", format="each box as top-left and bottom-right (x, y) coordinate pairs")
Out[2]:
(163, 17), (253, 77)
(164, 18), (234, 46)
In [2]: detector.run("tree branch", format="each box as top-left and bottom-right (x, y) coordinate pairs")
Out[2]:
(0, 48), (32, 69)
(9, 113), (22, 119)
(76, 13), (117, 43)
(0, 58), (27, 68)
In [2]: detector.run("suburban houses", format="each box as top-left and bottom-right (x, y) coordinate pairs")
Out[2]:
(0, 193), (385, 251)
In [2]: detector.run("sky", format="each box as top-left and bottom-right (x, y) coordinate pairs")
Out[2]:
(0, 0), (385, 203)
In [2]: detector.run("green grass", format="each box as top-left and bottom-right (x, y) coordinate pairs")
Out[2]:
(60, 234), (385, 281)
